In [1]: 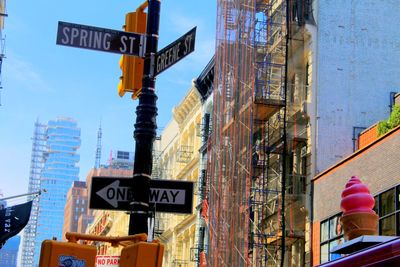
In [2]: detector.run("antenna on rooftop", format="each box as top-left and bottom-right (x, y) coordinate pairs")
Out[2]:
(94, 122), (102, 169)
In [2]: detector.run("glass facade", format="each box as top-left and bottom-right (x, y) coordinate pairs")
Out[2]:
(0, 236), (21, 267)
(32, 118), (80, 266)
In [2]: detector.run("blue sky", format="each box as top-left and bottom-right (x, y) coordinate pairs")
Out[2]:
(0, 0), (216, 199)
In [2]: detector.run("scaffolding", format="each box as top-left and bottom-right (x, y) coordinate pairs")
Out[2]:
(207, 0), (309, 266)
(21, 120), (46, 267)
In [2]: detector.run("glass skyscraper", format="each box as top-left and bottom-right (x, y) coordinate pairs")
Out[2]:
(29, 117), (81, 267)
(0, 236), (21, 267)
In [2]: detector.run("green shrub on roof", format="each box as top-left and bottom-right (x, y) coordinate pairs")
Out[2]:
(377, 120), (390, 136)
(377, 105), (400, 136)
(388, 105), (400, 128)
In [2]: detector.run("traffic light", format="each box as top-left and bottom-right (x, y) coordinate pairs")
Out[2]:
(118, 10), (147, 99)
(39, 240), (96, 267)
(119, 240), (164, 267)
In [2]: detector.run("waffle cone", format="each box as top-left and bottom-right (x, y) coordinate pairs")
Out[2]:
(341, 212), (378, 240)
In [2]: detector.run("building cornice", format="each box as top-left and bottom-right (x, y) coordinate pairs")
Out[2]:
(173, 85), (201, 129)
(174, 214), (197, 233)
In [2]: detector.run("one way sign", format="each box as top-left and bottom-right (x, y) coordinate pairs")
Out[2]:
(89, 177), (193, 214)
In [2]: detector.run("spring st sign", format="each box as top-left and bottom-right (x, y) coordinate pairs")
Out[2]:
(56, 21), (146, 57)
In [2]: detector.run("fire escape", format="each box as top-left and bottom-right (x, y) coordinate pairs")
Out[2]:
(208, 0), (310, 266)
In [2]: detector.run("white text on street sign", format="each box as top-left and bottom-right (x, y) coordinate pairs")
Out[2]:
(154, 27), (196, 76)
(95, 181), (186, 208)
(89, 177), (194, 214)
(150, 188), (185, 204)
(56, 21), (146, 57)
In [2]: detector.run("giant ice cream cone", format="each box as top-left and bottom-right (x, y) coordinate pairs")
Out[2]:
(340, 176), (378, 241)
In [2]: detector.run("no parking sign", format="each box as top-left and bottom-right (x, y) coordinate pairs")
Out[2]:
(96, 256), (120, 267)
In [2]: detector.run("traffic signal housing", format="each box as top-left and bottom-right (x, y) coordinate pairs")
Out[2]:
(39, 240), (96, 267)
(118, 10), (147, 99)
(119, 241), (164, 267)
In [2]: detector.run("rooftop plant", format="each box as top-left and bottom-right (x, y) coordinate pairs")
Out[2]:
(377, 105), (400, 136)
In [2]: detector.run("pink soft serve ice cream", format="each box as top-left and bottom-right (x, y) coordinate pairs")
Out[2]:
(340, 176), (378, 240)
(341, 176), (375, 215)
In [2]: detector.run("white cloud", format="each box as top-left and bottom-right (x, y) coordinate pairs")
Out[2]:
(3, 51), (53, 92)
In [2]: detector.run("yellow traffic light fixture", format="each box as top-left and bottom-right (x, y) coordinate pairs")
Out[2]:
(39, 232), (163, 267)
(39, 239), (97, 267)
(118, 4), (147, 99)
(120, 240), (164, 267)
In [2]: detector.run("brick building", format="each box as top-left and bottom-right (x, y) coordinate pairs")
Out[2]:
(312, 124), (400, 265)
(62, 181), (88, 239)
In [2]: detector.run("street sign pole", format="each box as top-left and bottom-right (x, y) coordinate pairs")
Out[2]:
(129, 0), (160, 235)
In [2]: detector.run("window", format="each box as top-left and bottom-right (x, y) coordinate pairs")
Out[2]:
(320, 220), (329, 243)
(381, 215), (395, 236)
(202, 113), (211, 143)
(290, 0), (306, 25)
(380, 189), (395, 216)
(320, 214), (344, 263)
(300, 145), (307, 176)
(305, 62), (310, 101)
(375, 186), (400, 236)
(289, 75), (296, 103)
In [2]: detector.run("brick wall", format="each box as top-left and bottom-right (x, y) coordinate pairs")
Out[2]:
(358, 125), (378, 150)
(313, 126), (400, 222)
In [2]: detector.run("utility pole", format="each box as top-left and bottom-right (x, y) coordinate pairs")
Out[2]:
(129, 0), (160, 235)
